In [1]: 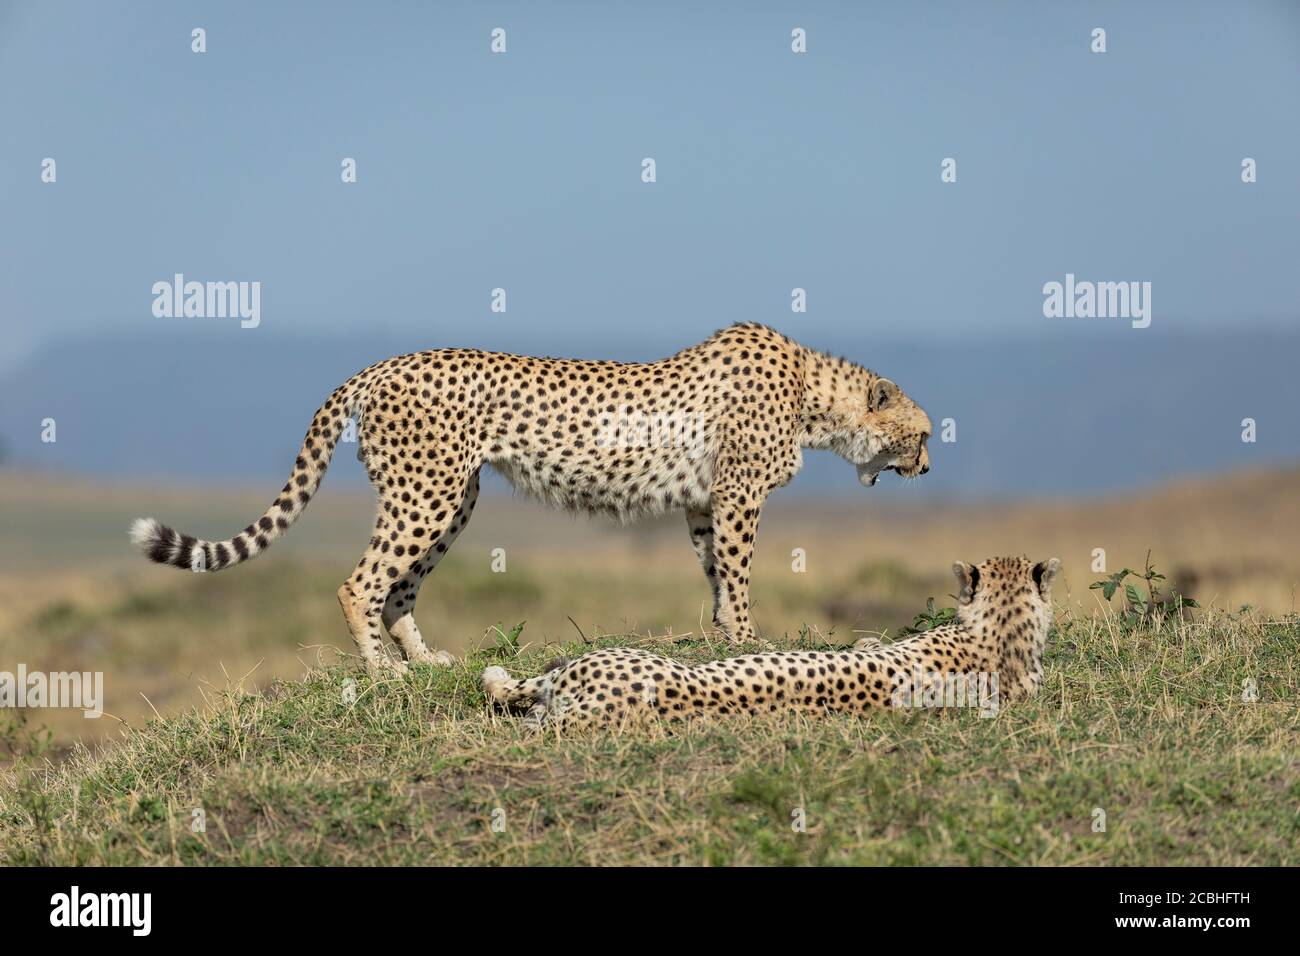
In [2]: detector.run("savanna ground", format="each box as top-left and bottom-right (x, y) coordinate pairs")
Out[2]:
(1, 466), (1297, 864)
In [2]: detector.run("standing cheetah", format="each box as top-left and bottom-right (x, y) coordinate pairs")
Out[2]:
(482, 556), (1061, 731)
(129, 323), (932, 673)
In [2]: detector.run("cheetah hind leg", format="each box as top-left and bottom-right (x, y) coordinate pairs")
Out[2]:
(522, 702), (549, 732)
(379, 470), (480, 666)
(341, 460), (477, 676)
(382, 588), (454, 667)
(483, 665), (560, 733)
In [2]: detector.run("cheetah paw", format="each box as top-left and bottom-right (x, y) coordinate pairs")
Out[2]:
(367, 657), (408, 677)
(405, 649), (454, 668)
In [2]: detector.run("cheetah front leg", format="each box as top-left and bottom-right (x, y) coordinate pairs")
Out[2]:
(685, 505), (723, 629)
(708, 481), (765, 645)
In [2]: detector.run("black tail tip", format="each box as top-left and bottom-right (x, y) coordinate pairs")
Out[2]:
(129, 517), (177, 564)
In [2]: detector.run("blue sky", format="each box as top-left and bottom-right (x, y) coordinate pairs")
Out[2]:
(2, 0), (1297, 373)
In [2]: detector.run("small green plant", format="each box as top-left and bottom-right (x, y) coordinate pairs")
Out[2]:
(1090, 551), (1198, 627)
(486, 620), (526, 656)
(0, 711), (52, 763)
(900, 597), (956, 636)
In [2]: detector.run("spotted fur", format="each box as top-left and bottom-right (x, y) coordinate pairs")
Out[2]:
(483, 557), (1060, 731)
(129, 323), (931, 673)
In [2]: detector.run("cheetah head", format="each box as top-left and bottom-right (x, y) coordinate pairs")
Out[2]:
(851, 378), (933, 488)
(952, 556), (1062, 622)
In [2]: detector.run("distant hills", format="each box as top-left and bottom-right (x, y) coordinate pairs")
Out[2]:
(2, 325), (1296, 499)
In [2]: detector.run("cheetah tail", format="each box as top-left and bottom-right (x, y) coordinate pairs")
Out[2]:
(128, 380), (364, 573)
(482, 666), (554, 711)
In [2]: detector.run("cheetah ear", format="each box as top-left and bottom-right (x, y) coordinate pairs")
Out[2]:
(952, 561), (979, 604)
(871, 378), (897, 411)
(1033, 558), (1061, 597)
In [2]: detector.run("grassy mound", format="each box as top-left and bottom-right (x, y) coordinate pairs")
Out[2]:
(2, 610), (1297, 866)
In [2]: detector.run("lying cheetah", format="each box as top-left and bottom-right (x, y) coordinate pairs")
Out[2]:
(482, 556), (1060, 731)
(129, 323), (931, 673)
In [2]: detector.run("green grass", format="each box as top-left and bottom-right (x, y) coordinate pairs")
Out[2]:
(2, 610), (1297, 866)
